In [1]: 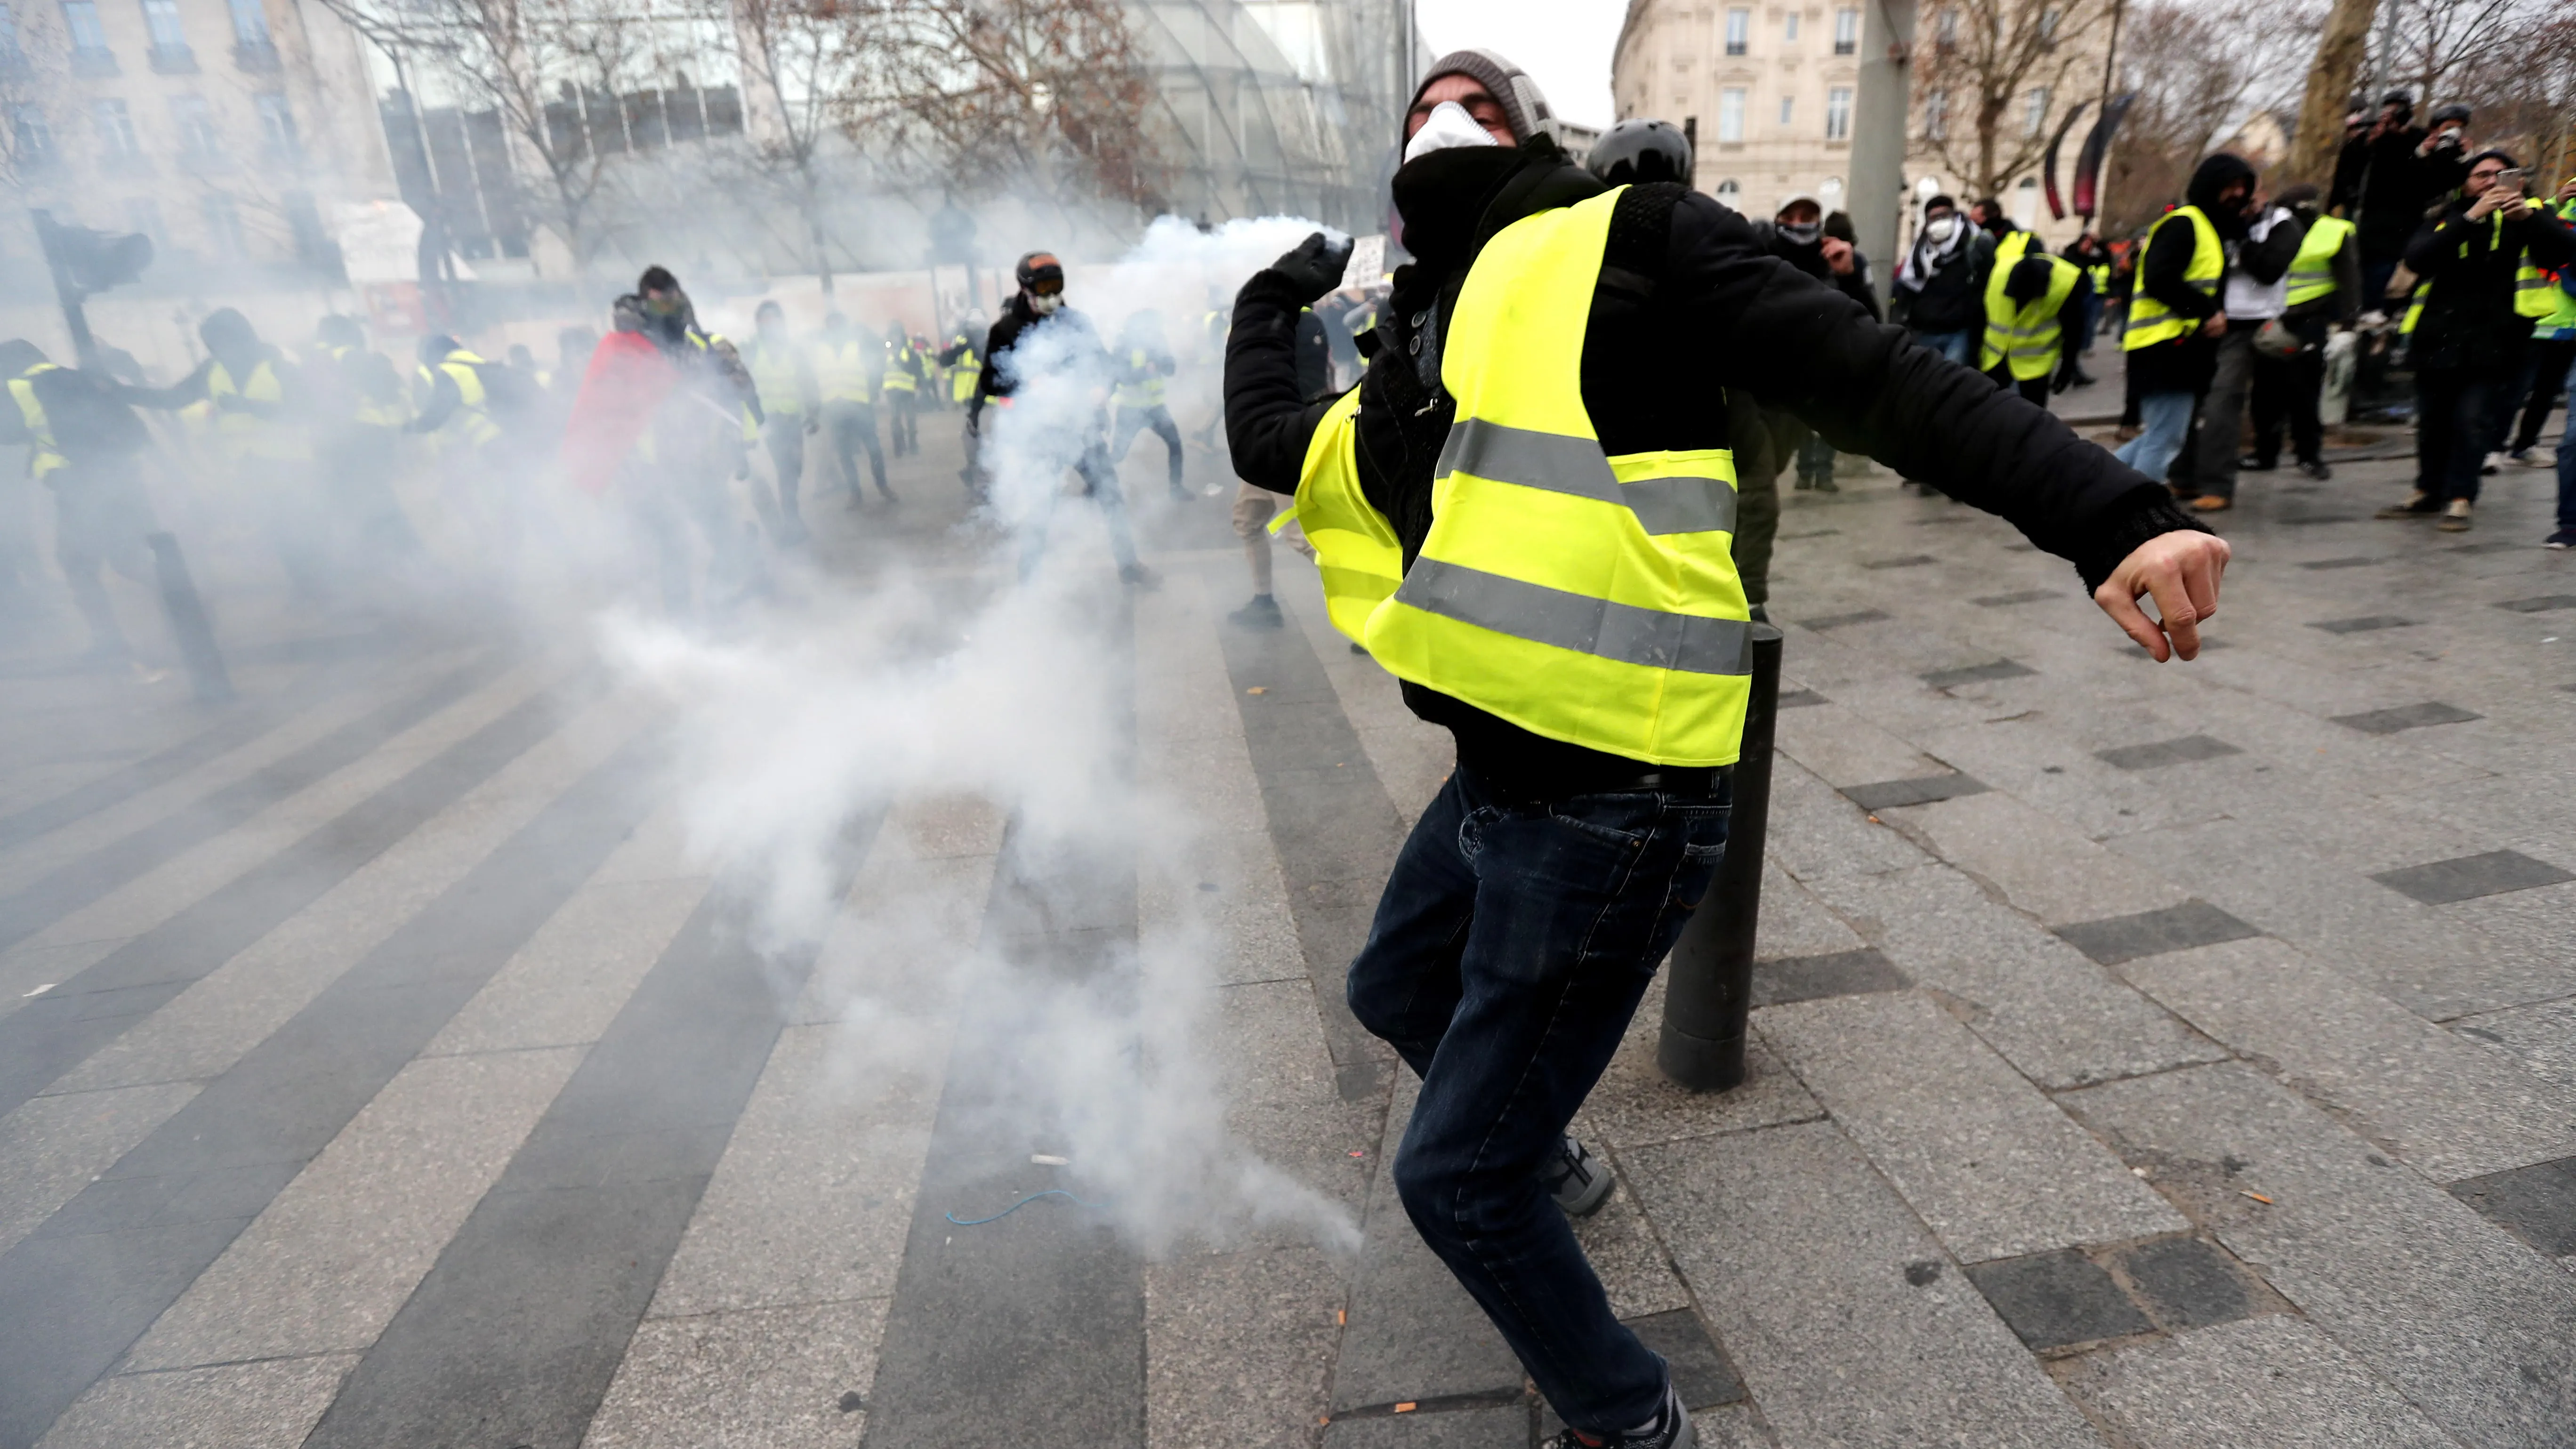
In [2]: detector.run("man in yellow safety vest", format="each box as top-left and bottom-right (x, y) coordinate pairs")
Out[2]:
(2113, 157), (2254, 486)
(1108, 310), (1188, 499)
(936, 314), (988, 494)
(2248, 185), (2358, 481)
(130, 308), (331, 599)
(2496, 180), (2576, 468)
(743, 300), (821, 542)
(0, 338), (162, 660)
(1224, 50), (2230, 1449)
(879, 322), (921, 457)
(814, 312), (893, 506)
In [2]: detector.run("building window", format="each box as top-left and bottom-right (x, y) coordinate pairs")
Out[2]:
(1724, 8), (1749, 55)
(1779, 95), (1794, 126)
(170, 94), (221, 157)
(62, 0), (112, 68)
(1783, 12), (1798, 41)
(140, 0), (193, 69)
(228, 0), (266, 43)
(1826, 86), (1852, 141)
(255, 92), (298, 160)
(0, 3), (18, 60)
(1834, 7), (1859, 54)
(201, 191), (244, 258)
(2025, 87), (2048, 137)
(1717, 87), (1745, 142)
(12, 102), (51, 168)
(1714, 177), (1742, 209)
(93, 97), (139, 158)
(1924, 88), (1948, 141)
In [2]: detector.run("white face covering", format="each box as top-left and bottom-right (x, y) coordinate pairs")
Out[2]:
(1030, 292), (1064, 315)
(1924, 214), (1961, 243)
(1404, 100), (1502, 162)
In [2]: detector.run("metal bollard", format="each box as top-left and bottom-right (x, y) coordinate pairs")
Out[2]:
(145, 532), (235, 704)
(1658, 620), (1783, 1091)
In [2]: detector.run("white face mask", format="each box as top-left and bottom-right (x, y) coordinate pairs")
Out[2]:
(1405, 100), (1502, 162)
(1924, 214), (1961, 243)
(1030, 292), (1063, 315)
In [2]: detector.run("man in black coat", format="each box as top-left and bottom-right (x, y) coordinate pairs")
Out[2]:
(1890, 193), (1994, 364)
(974, 251), (1151, 585)
(1224, 48), (2227, 1449)
(0, 339), (164, 660)
(2376, 150), (2576, 531)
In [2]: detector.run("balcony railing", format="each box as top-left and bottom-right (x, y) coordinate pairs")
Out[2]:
(233, 39), (279, 72)
(69, 45), (119, 78)
(148, 42), (198, 73)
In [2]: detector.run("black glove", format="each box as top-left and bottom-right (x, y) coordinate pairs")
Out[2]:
(1270, 232), (1354, 305)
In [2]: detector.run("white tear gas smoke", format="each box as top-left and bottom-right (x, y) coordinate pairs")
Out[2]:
(605, 214), (1365, 1260)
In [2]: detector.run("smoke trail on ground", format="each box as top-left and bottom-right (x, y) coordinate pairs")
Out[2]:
(604, 216), (1365, 1260)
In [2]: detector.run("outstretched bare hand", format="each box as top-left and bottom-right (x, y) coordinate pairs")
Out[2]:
(2094, 531), (2231, 661)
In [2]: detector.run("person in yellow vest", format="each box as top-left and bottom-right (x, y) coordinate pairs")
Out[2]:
(0, 338), (162, 660)
(2248, 185), (2358, 481)
(2115, 157), (2257, 485)
(1108, 310), (1187, 500)
(935, 314), (988, 492)
(743, 300), (821, 544)
(2496, 179), (2576, 467)
(878, 321), (921, 457)
(814, 312), (893, 506)
(2374, 150), (2576, 531)
(126, 308), (330, 599)
(1979, 243), (2091, 406)
(2165, 182), (2303, 512)
(308, 314), (423, 563)
(1228, 54), (2230, 1449)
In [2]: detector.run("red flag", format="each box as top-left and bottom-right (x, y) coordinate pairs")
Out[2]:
(561, 330), (675, 496)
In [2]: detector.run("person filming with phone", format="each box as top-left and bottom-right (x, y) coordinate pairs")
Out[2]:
(2375, 151), (2576, 532)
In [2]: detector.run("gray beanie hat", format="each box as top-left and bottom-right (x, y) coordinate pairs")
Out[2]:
(1409, 49), (1559, 146)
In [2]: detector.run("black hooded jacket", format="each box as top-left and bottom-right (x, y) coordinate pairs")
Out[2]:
(976, 291), (1108, 413)
(2404, 195), (2576, 372)
(2127, 155), (2255, 396)
(1224, 138), (2201, 793)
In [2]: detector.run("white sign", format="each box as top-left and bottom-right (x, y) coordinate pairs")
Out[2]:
(1340, 234), (1388, 290)
(331, 199), (425, 284)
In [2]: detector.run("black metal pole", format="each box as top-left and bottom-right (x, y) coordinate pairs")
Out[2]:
(145, 532), (234, 704)
(1658, 621), (1783, 1091)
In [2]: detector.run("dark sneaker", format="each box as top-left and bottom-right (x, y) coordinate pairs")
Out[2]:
(2375, 493), (2439, 519)
(1542, 1135), (1616, 1218)
(2239, 454), (2276, 472)
(2436, 499), (2472, 532)
(2299, 459), (2333, 481)
(1545, 1383), (1693, 1449)
(2544, 529), (2574, 550)
(1119, 563), (1161, 590)
(1229, 594), (1284, 629)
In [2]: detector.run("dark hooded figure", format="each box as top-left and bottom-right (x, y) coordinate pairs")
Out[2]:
(1223, 47), (2228, 1449)
(0, 338), (163, 659)
(2111, 154), (2255, 485)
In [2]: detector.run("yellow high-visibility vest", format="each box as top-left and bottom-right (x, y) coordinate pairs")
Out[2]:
(1300, 186), (1753, 767)
(323, 345), (411, 428)
(207, 357), (314, 462)
(418, 350), (502, 447)
(880, 340), (918, 394)
(7, 362), (68, 477)
(1114, 347), (1167, 410)
(2286, 215), (2353, 308)
(948, 333), (981, 402)
(2123, 207), (2222, 351)
(2406, 212), (2559, 334)
(815, 339), (874, 403)
(744, 337), (805, 417)
(1981, 252), (2083, 380)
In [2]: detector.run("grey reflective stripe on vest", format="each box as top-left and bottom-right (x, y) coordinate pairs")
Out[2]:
(1394, 557), (1752, 675)
(1436, 418), (1736, 536)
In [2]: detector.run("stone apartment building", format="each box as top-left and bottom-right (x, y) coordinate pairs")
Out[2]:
(1612, 0), (2104, 252)
(3, 0), (395, 276)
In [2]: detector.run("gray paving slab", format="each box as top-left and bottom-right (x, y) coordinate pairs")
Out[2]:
(1972, 588), (2065, 605)
(2329, 701), (2484, 734)
(2115, 936), (2576, 1181)
(2452, 994), (2576, 1093)
(1748, 947), (1908, 1007)
(1322, 1402), (1529, 1448)
(34, 1353), (360, 1449)
(1755, 991), (2184, 1263)
(1803, 863), (2223, 1089)
(1570, 1180), (1691, 1320)
(1889, 791), (2191, 926)
(1842, 773), (1988, 812)
(1146, 1245), (1346, 1449)
(2060, 1062), (2576, 1449)
(1772, 688), (1825, 708)
(2108, 1236), (2263, 1332)
(1626, 1120), (2106, 1449)
(1200, 977), (1379, 1233)
(1761, 759), (1928, 882)
(1330, 1072), (1521, 1413)
(2093, 735), (2243, 770)
(1797, 608), (1891, 630)
(1964, 1249), (2153, 1349)
(2310, 614), (2418, 634)
(0, 1082), (198, 1257)
(2371, 848), (2574, 905)
(1923, 659), (2038, 690)
(582, 1297), (891, 1449)
(2448, 1156), (2576, 1258)
(1573, 972), (1825, 1153)
(1626, 1309), (1745, 1409)
(2107, 817), (2571, 1019)
(2492, 594), (2576, 612)
(1771, 704), (1945, 789)
(1749, 862), (1867, 962)
(2059, 1315), (2458, 1449)
(2052, 901), (2261, 966)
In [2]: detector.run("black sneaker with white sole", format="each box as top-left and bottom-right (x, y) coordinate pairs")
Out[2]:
(1543, 1135), (1616, 1217)
(1544, 1381), (1694, 1449)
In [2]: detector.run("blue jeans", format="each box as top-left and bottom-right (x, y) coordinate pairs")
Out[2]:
(2558, 348), (2576, 531)
(2115, 390), (2198, 482)
(1913, 328), (1977, 367)
(1347, 767), (1731, 1435)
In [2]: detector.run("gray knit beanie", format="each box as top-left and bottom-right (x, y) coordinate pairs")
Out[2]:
(1409, 49), (1560, 146)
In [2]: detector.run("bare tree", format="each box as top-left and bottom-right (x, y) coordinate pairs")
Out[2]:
(731, 0), (863, 289)
(1913, 0), (2117, 202)
(2096, 0), (2312, 235)
(2289, 0), (2378, 185)
(317, 0), (647, 279)
(858, 0), (1167, 219)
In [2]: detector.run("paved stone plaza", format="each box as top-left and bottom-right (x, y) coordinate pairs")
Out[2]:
(0, 416), (2572, 1449)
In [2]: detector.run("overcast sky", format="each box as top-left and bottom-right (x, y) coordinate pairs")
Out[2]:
(1414, 0), (1625, 132)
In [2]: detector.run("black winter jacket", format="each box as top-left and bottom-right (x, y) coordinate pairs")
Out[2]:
(2404, 201), (2576, 373)
(1225, 148), (2200, 793)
